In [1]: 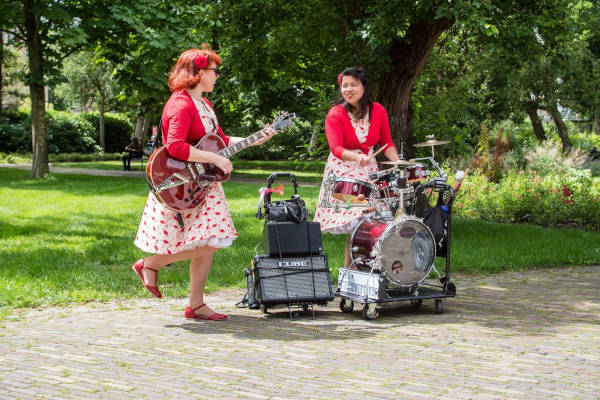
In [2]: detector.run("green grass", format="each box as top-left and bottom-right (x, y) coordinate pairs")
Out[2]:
(1, 167), (599, 313)
(52, 160), (145, 171)
(51, 159), (327, 181)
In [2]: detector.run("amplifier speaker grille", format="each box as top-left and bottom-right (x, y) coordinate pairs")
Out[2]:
(253, 254), (334, 305)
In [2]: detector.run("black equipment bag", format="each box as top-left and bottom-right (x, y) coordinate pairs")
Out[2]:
(423, 206), (448, 257)
(252, 253), (334, 306)
(257, 172), (308, 223)
(263, 221), (322, 256)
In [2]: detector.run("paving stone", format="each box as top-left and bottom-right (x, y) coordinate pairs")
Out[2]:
(0, 266), (598, 399)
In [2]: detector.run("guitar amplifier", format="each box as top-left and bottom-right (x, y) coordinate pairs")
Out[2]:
(253, 253), (334, 306)
(263, 221), (323, 256)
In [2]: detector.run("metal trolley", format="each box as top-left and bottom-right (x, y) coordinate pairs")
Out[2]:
(335, 182), (457, 320)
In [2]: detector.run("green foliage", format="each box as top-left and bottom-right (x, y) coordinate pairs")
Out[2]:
(45, 111), (99, 154)
(0, 111), (30, 153)
(0, 110), (100, 154)
(53, 51), (118, 112)
(524, 140), (588, 175)
(232, 115), (315, 160)
(453, 169), (600, 231)
(80, 112), (134, 153)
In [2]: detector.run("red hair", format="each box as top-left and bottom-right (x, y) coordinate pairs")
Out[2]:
(167, 44), (222, 92)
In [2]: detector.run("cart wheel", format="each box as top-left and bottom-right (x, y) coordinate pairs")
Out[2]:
(445, 282), (456, 295)
(301, 304), (309, 312)
(339, 299), (354, 313)
(260, 304), (268, 314)
(411, 299), (423, 308)
(434, 299), (443, 314)
(361, 303), (379, 320)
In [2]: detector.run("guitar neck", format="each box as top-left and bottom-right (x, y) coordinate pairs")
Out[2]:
(217, 129), (266, 159)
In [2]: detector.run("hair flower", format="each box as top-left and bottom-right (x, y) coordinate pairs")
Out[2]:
(194, 54), (208, 69)
(337, 73), (343, 85)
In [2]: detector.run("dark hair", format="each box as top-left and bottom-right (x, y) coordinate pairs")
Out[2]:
(130, 136), (140, 147)
(335, 67), (372, 120)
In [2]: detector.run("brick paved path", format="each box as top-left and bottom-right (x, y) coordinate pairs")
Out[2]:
(1, 266), (599, 400)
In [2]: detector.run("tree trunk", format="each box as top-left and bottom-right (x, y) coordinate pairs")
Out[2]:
(134, 115), (144, 139)
(0, 33), (4, 115)
(24, 0), (49, 178)
(546, 104), (572, 151)
(98, 95), (105, 149)
(308, 126), (320, 154)
(375, 17), (453, 158)
(141, 114), (151, 144)
(524, 101), (546, 142)
(594, 111), (599, 135)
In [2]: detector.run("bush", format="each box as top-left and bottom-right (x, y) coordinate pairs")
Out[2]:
(0, 110), (101, 154)
(452, 169), (600, 231)
(46, 111), (99, 154)
(0, 111), (30, 153)
(80, 112), (133, 153)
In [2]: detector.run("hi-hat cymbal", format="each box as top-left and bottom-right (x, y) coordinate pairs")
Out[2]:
(414, 138), (450, 147)
(381, 159), (418, 166)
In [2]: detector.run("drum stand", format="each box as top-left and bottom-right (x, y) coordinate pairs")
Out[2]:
(335, 183), (457, 320)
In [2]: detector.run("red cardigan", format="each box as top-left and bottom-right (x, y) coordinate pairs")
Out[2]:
(325, 102), (396, 159)
(161, 89), (230, 161)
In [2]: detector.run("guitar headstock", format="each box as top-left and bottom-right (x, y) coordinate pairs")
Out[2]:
(271, 111), (296, 132)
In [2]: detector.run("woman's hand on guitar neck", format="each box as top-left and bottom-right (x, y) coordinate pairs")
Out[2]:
(252, 124), (276, 146)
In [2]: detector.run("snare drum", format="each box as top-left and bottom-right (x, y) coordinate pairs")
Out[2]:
(350, 217), (436, 286)
(406, 164), (429, 183)
(332, 178), (374, 204)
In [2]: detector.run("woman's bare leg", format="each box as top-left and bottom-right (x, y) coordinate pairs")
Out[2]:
(188, 249), (219, 316)
(139, 246), (216, 284)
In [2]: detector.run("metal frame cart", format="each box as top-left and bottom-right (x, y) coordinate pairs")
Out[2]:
(336, 183), (457, 320)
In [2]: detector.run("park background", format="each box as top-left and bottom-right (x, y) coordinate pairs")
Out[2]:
(1, 1), (599, 318)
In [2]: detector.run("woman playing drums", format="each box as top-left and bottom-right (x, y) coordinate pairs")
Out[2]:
(313, 67), (400, 267)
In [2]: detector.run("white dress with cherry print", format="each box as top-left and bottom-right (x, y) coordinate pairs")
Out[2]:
(134, 97), (237, 254)
(313, 111), (378, 234)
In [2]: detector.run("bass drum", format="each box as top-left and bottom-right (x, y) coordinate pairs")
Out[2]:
(350, 217), (436, 286)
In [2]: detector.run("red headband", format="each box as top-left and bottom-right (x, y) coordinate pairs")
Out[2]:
(337, 73), (343, 85)
(194, 54), (208, 69)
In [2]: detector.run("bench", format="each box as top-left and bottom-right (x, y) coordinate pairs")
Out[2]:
(130, 154), (147, 169)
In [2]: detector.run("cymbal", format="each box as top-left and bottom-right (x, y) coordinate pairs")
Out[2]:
(414, 138), (450, 147)
(381, 159), (418, 166)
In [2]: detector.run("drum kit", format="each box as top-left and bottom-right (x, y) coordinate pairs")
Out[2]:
(320, 135), (457, 320)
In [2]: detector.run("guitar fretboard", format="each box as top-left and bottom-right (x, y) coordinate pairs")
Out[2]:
(216, 129), (265, 159)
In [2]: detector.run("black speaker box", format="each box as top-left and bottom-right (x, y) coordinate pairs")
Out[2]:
(253, 253), (334, 305)
(263, 221), (323, 256)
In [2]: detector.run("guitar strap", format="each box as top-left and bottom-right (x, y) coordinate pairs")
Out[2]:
(176, 212), (184, 229)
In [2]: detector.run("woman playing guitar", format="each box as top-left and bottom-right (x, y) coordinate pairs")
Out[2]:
(132, 45), (276, 320)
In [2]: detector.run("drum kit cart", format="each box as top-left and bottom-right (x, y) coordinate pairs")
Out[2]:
(320, 136), (458, 320)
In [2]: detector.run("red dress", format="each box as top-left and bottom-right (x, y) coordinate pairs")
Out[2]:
(134, 90), (237, 254)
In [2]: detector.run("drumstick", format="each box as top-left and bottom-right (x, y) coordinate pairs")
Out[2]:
(366, 143), (388, 161)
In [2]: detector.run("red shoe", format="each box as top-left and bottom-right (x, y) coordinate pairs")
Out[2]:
(184, 304), (227, 320)
(132, 259), (162, 299)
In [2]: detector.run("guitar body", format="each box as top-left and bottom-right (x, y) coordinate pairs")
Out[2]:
(146, 134), (230, 211)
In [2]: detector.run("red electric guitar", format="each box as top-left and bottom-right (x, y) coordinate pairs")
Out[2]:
(146, 112), (295, 212)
